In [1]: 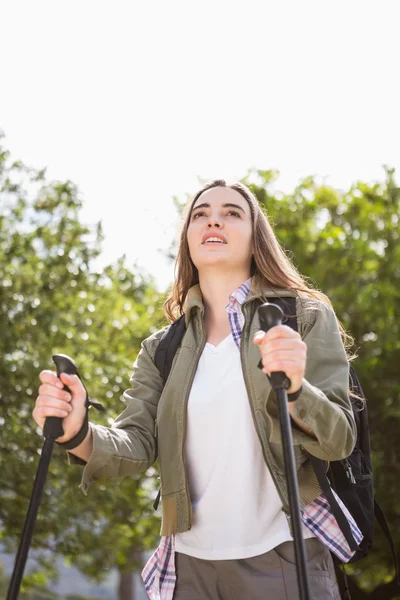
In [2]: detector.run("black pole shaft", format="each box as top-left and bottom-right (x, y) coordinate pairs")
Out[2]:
(7, 355), (79, 599)
(6, 436), (55, 600)
(276, 387), (311, 600)
(257, 301), (311, 600)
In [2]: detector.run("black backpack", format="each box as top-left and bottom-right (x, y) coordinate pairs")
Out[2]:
(154, 297), (399, 595)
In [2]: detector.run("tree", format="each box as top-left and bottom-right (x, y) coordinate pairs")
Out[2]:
(0, 133), (164, 599)
(3, 132), (399, 598)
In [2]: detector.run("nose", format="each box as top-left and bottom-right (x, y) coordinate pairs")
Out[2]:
(207, 217), (222, 228)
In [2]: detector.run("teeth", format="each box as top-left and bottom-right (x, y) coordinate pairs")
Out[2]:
(204, 237), (225, 243)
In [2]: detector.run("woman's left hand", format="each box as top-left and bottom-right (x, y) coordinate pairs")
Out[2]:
(253, 325), (307, 395)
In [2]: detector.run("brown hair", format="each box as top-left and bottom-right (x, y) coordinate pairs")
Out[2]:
(164, 179), (355, 359)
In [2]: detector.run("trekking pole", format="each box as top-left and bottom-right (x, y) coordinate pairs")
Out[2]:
(258, 303), (311, 600)
(7, 354), (79, 600)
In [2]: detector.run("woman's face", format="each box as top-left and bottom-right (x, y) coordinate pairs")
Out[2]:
(187, 186), (253, 274)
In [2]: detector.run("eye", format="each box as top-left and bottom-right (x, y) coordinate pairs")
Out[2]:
(192, 211), (207, 219)
(227, 210), (241, 218)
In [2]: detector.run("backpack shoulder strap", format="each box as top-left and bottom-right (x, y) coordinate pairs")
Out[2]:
(309, 455), (359, 551)
(154, 315), (186, 383)
(273, 296), (360, 551)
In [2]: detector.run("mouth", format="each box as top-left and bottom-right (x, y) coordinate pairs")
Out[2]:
(202, 235), (227, 245)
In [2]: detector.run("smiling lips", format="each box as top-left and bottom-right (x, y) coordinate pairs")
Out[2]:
(202, 234), (227, 244)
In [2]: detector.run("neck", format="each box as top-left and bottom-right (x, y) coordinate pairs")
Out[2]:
(198, 268), (251, 325)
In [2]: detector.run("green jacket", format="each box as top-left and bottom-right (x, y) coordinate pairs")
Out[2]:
(72, 285), (356, 536)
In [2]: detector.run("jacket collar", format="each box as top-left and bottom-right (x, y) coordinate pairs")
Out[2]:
(184, 284), (203, 326)
(183, 280), (296, 326)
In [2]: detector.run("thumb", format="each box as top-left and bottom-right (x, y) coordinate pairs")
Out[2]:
(253, 330), (266, 345)
(59, 372), (85, 395)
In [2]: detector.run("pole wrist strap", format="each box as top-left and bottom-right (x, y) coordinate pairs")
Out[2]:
(56, 393), (104, 451)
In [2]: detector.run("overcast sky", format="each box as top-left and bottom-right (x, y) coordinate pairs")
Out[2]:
(1, 1), (399, 290)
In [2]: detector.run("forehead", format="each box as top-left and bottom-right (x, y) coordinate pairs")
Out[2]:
(193, 186), (250, 214)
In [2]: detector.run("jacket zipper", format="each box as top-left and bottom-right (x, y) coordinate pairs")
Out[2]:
(240, 303), (291, 523)
(153, 420), (161, 510)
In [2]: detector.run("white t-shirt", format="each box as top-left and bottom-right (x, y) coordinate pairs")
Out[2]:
(175, 334), (314, 560)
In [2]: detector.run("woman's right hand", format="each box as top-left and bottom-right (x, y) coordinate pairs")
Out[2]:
(33, 370), (88, 443)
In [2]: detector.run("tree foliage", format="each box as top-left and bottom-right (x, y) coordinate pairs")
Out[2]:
(2, 133), (399, 599)
(0, 134), (164, 597)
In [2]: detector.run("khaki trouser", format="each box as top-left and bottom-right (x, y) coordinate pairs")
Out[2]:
(173, 538), (341, 599)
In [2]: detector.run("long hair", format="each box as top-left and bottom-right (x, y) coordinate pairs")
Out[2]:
(163, 179), (355, 358)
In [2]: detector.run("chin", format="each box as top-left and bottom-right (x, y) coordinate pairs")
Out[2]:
(196, 255), (229, 267)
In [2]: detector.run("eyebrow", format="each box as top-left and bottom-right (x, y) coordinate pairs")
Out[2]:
(191, 202), (246, 214)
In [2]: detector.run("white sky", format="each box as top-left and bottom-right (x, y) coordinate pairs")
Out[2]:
(1, 1), (399, 290)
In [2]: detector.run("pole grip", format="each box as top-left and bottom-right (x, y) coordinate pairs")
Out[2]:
(257, 302), (291, 390)
(42, 354), (79, 440)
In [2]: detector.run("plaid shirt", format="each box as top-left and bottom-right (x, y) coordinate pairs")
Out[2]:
(142, 279), (362, 599)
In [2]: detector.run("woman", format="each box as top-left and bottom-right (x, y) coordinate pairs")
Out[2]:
(33, 180), (359, 599)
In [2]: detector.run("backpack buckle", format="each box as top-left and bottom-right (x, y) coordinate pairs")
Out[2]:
(344, 459), (356, 484)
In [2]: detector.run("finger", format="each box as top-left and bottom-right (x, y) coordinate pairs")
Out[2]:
(261, 348), (305, 362)
(259, 340), (306, 354)
(39, 384), (72, 402)
(253, 331), (267, 345)
(262, 360), (303, 374)
(34, 405), (70, 419)
(39, 370), (64, 389)
(258, 348), (306, 366)
(261, 325), (300, 342)
(254, 329), (296, 346)
(36, 395), (73, 413)
(59, 373), (86, 397)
